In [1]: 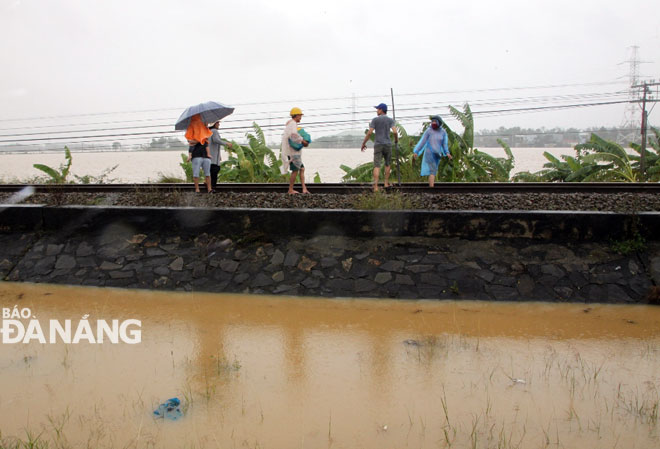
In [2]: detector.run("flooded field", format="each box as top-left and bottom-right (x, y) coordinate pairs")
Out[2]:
(1, 282), (659, 449)
(0, 147), (574, 184)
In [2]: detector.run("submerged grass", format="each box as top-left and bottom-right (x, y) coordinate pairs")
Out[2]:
(0, 430), (49, 449)
(1, 313), (658, 449)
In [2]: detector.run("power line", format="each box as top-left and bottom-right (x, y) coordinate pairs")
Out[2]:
(3, 99), (634, 149)
(0, 88), (627, 134)
(1, 101), (632, 147)
(0, 80), (628, 124)
(0, 90), (629, 139)
(0, 99), (631, 145)
(393, 80), (627, 98)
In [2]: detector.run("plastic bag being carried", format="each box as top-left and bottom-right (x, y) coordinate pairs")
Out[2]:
(289, 128), (311, 151)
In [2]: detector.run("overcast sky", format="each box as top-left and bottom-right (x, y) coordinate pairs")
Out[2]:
(1, 0), (658, 142)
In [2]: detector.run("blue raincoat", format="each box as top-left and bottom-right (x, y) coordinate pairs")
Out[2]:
(413, 118), (449, 176)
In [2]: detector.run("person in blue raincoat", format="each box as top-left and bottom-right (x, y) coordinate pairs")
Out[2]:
(412, 115), (451, 187)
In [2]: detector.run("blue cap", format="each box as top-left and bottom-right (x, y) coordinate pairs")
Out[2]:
(374, 103), (388, 113)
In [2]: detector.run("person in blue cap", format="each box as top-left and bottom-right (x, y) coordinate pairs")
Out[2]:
(361, 103), (398, 192)
(412, 115), (451, 187)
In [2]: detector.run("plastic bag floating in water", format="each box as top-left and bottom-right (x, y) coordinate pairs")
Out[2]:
(153, 397), (183, 421)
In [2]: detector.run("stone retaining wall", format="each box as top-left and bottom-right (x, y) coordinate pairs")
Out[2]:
(0, 205), (658, 303)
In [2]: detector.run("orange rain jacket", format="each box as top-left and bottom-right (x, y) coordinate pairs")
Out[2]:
(185, 114), (212, 145)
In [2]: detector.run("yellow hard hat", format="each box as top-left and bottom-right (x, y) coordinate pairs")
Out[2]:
(290, 107), (303, 116)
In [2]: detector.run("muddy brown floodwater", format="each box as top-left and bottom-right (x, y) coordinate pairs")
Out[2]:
(1, 282), (659, 449)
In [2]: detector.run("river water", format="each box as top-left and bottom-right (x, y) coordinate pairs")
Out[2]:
(0, 147), (575, 183)
(1, 283), (659, 448)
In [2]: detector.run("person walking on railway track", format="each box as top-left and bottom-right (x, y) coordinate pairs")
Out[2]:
(208, 121), (233, 192)
(412, 115), (451, 187)
(281, 107), (310, 194)
(361, 103), (398, 192)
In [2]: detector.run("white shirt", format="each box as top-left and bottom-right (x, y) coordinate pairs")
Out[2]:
(280, 119), (303, 174)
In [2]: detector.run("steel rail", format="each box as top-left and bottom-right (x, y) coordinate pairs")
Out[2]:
(0, 182), (659, 194)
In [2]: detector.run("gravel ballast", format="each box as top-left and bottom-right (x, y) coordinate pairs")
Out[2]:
(2, 191), (660, 211)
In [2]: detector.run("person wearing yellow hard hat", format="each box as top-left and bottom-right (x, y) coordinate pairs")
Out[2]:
(280, 107), (310, 194)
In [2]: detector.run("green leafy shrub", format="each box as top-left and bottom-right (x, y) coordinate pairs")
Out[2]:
(74, 164), (118, 184)
(179, 153), (194, 182)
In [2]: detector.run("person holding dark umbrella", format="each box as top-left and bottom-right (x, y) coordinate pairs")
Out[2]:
(175, 101), (235, 193)
(208, 121), (233, 192)
(175, 101), (235, 132)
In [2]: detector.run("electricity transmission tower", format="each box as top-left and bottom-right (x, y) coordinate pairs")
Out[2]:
(621, 46), (643, 139)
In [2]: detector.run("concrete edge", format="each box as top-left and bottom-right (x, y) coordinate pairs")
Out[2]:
(0, 204), (658, 241)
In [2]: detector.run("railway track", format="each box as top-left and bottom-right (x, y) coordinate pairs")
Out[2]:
(0, 182), (659, 195)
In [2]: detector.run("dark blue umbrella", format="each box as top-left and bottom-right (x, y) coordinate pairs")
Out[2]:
(174, 101), (235, 130)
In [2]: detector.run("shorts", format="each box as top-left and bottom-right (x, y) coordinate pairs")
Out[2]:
(192, 157), (211, 177)
(288, 154), (304, 171)
(373, 143), (392, 167)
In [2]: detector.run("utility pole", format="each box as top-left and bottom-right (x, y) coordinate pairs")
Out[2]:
(390, 88), (401, 185)
(351, 93), (357, 131)
(640, 84), (649, 177)
(632, 80), (660, 181)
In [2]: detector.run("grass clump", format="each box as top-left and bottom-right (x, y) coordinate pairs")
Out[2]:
(155, 173), (186, 183)
(351, 190), (414, 210)
(610, 217), (646, 255)
(611, 234), (646, 255)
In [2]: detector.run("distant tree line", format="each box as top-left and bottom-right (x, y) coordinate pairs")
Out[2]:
(475, 126), (645, 148)
(308, 134), (364, 149)
(306, 126), (651, 149)
(142, 137), (188, 151)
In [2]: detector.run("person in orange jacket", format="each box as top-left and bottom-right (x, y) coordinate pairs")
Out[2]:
(185, 114), (213, 193)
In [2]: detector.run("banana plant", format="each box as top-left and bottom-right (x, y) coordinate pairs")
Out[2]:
(472, 139), (515, 182)
(630, 127), (660, 181)
(562, 154), (603, 182)
(576, 134), (637, 182)
(513, 151), (601, 182)
(340, 161), (374, 182)
(436, 104), (514, 182)
(33, 147), (73, 184)
(536, 153), (573, 181)
(218, 123), (288, 183)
